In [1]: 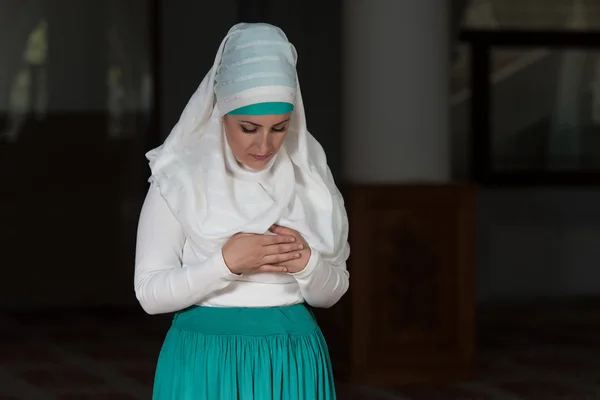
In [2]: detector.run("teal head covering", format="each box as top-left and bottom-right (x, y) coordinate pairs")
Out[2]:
(214, 23), (297, 116)
(227, 101), (294, 115)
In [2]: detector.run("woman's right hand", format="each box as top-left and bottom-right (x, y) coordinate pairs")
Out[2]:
(221, 233), (304, 275)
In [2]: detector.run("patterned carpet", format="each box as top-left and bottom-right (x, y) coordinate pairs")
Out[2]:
(2, 301), (600, 399)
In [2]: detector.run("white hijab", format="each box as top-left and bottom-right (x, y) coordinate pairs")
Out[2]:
(146, 23), (349, 280)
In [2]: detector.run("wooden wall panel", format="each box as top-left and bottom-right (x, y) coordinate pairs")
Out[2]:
(315, 184), (476, 386)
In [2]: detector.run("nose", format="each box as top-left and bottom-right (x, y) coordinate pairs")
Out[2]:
(257, 131), (271, 154)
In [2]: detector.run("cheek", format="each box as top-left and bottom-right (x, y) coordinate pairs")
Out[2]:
(272, 132), (288, 149)
(225, 130), (251, 151)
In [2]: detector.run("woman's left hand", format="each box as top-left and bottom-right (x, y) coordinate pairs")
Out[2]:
(269, 225), (311, 273)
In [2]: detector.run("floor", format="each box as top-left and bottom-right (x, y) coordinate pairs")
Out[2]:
(2, 301), (600, 399)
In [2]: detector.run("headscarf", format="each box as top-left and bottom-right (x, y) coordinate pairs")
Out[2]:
(214, 23), (297, 115)
(145, 23), (349, 281)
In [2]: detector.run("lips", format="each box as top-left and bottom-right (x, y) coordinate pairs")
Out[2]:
(251, 154), (272, 161)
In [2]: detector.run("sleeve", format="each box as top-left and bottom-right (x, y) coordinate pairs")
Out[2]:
(290, 245), (350, 308)
(134, 184), (239, 315)
(290, 183), (351, 308)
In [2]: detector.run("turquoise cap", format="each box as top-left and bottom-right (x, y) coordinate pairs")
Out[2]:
(227, 102), (294, 115)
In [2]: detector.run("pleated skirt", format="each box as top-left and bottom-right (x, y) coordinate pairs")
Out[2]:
(152, 303), (336, 399)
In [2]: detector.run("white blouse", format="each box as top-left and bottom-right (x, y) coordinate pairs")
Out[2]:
(134, 184), (349, 314)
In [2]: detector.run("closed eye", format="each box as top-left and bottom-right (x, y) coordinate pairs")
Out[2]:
(241, 125), (258, 134)
(271, 125), (287, 133)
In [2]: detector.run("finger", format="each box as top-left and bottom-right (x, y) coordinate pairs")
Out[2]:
(235, 232), (255, 237)
(262, 251), (301, 265)
(258, 265), (288, 273)
(263, 234), (296, 245)
(263, 243), (304, 256)
(270, 226), (306, 246)
(269, 225), (296, 236)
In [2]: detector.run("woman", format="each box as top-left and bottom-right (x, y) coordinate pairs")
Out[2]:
(134, 22), (350, 399)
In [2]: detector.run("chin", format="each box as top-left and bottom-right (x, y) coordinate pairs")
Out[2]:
(245, 159), (269, 170)
(242, 153), (275, 169)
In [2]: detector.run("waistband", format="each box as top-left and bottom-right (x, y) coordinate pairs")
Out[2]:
(172, 303), (318, 336)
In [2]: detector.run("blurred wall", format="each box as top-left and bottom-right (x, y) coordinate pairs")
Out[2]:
(455, 0), (600, 303)
(2, 0), (599, 307)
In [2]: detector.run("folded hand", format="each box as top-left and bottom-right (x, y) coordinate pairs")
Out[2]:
(268, 225), (311, 273)
(222, 232), (303, 275)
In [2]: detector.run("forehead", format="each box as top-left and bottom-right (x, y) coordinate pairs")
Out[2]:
(227, 113), (292, 126)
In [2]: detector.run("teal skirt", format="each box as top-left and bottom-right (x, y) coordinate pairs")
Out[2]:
(152, 303), (336, 399)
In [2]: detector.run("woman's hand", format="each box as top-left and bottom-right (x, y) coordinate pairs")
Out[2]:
(222, 233), (304, 275)
(269, 225), (311, 273)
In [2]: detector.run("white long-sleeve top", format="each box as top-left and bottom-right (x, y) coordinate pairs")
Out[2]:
(134, 184), (349, 315)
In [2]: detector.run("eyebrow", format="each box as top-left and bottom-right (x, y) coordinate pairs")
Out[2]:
(239, 118), (290, 128)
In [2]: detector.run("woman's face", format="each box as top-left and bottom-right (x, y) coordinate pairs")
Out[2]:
(223, 113), (292, 170)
